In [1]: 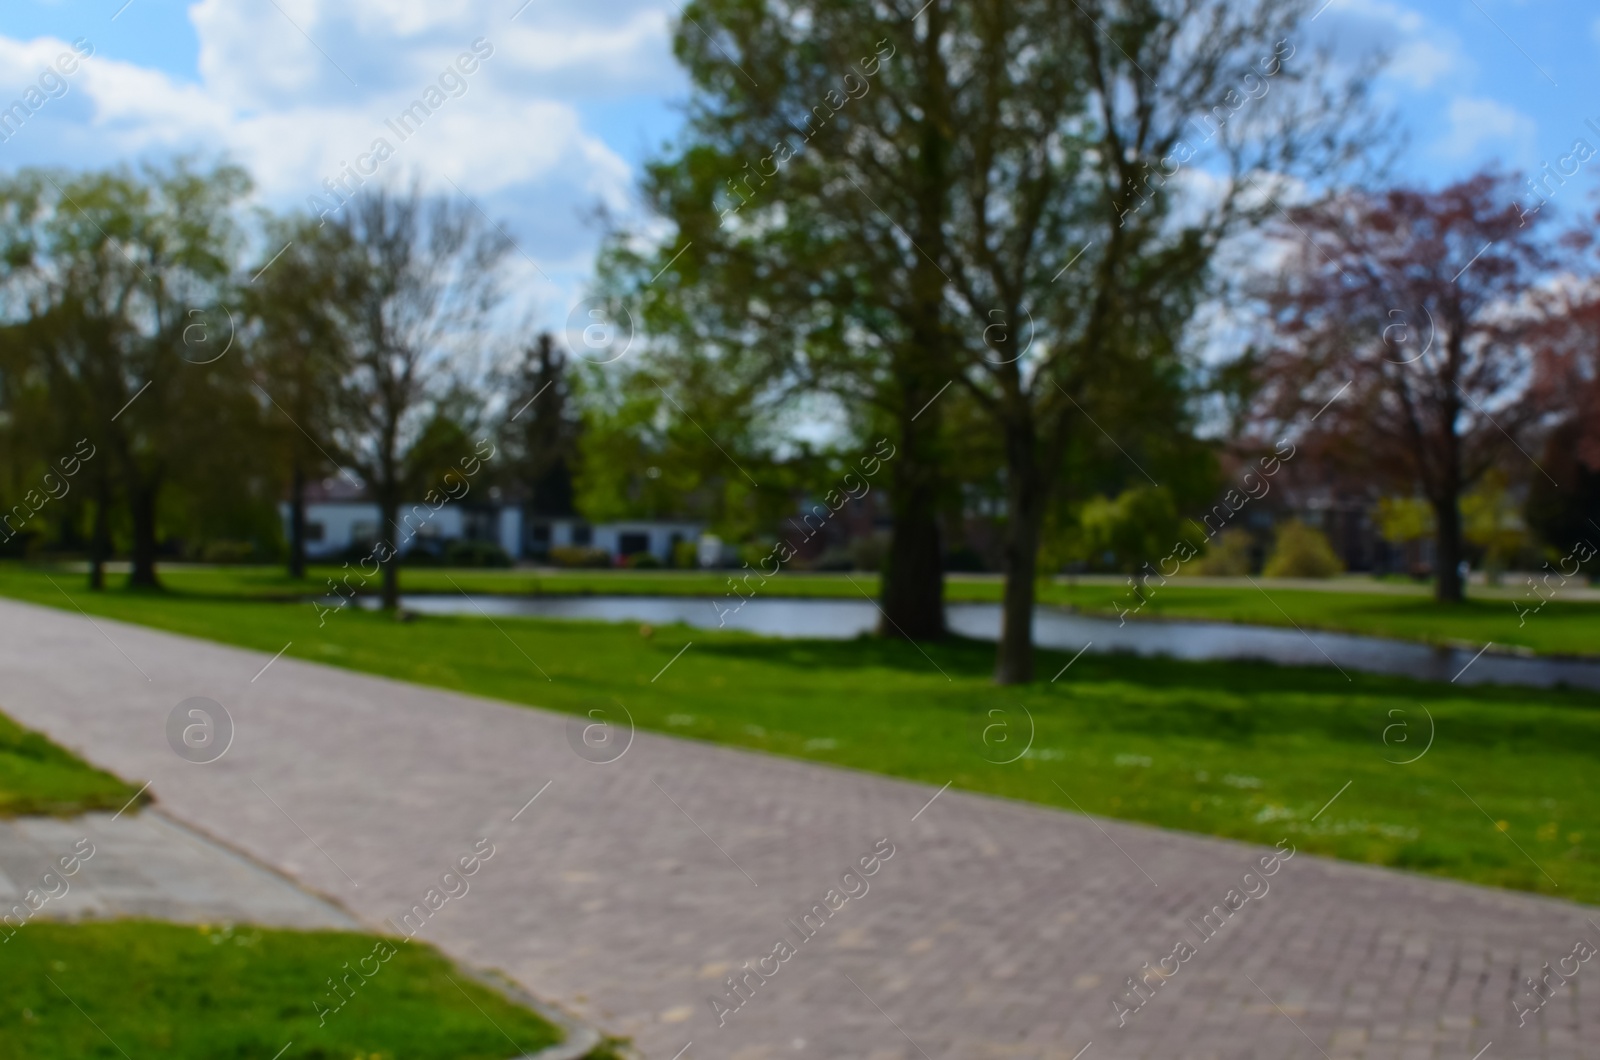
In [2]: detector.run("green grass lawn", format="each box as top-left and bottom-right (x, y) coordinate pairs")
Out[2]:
(82, 561), (1600, 657)
(0, 710), (145, 819)
(2, 564), (1597, 905)
(0, 921), (568, 1059)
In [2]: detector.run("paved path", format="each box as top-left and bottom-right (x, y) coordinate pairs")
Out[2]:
(0, 810), (356, 931)
(0, 597), (1594, 1059)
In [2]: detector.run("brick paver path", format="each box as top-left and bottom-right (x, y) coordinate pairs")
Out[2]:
(2, 598), (1593, 1058)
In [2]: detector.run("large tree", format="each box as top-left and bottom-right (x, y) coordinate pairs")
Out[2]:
(242, 216), (362, 578)
(327, 188), (508, 610)
(1521, 208), (1600, 558)
(1255, 171), (1553, 603)
(0, 160), (250, 588)
(613, 1), (964, 639)
(631, 0), (1375, 679)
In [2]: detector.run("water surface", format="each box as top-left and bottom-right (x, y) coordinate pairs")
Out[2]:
(352, 593), (1596, 692)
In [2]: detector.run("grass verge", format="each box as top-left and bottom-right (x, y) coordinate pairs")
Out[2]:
(0, 710), (145, 819)
(72, 562), (1600, 658)
(0, 920), (566, 1059)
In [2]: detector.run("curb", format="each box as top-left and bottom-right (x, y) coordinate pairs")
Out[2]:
(455, 964), (606, 1060)
(150, 807), (621, 1058)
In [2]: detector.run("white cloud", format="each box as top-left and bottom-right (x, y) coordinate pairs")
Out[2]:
(1434, 96), (1536, 160)
(1330, 0), (1427, 35)
(0, 0), (685, 325)
(1389, 38), (1456, 90)
(1312, 0), (1467, 91)
(498, 9), (674, 86)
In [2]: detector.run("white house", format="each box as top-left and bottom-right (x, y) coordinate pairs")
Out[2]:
(283, 480), (702, 564)
(523, 515), (703, 564)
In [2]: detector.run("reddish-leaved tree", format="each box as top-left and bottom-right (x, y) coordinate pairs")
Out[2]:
(1254, 171), (1552, 602)
(1530, 214), (1600, 471)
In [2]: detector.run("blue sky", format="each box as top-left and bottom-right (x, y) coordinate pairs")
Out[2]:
(0, 0), (1595, 328)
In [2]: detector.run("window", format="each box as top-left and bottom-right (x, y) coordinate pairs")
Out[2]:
(619, 531), (650, 556)
(305, 521), (325, 542)
(571, 523), (592, 545)
(351, 521), (377, 546)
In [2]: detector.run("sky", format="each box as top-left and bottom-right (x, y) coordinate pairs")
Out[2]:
(0, 0), (1596, 332)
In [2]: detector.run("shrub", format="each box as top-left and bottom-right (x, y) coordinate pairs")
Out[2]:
(739, 542), (775, 569)
(671, 539), (699, 569)
(1193, 529), (1254, 576)
(1262, 521), (1344, 578)
(550, 545), (612, 568)
(626, 551), (662, 569)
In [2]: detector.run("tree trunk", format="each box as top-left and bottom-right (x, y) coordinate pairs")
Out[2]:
(1433, 494), (1464, 603)
(288, 461), (307, 579)
(877, 15), (953, 645)
(379, 495), (401, 611)
(879, 399), (946, 640)
(995, 421), (1042, 684)
(88, 474), (111, 591)
(128, 479), (160, 589)
(879, 483), (945, 640)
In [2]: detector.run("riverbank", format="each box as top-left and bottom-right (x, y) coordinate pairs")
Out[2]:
(30, 562), (1600, 658)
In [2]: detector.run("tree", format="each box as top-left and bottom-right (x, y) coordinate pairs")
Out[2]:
(940, 0), (1377, 682)
(1461, 469), (1527, 584)
(613, 3), (961, 640)
(1375, 495), (1433, 574)
(242, 216), (362, 578)
(1523, 206), (1600, 557)
(570, 329), (786, 540)
(504, 332), (580, 519)
(0, 160), (250, 588)
(1077, 486), (1183, 579)
(632, 0), (1374, 681)
(1255, 171), (1553, 602)
(327, 187), (508, 610)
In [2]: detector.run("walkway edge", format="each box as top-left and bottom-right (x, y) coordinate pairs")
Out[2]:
(149, 806), (616, 1058)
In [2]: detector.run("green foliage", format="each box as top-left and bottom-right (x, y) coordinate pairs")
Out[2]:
(1376, 496), (1434, 545)
(571, 349), (789, 542)
(0, 921), (562, 1058)
(1075, 486), (1182, 573)
(0, 707), (145, 817)
(1263, 520), (1344, 578)
(671, 538), (700, 569)
(1462, 469), (1528, 579)
(549, 546), (611, 568)
(0, 159), (260, 585)
(625, 551), (662, 569)
(1193, 528), (1254, 576)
